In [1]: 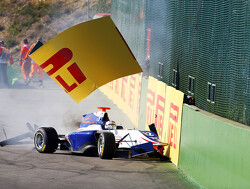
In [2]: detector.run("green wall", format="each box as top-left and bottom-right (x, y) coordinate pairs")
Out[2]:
(179, 105), (250, 188)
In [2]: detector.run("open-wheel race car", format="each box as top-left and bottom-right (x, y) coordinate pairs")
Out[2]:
(34, 107), (168, 159)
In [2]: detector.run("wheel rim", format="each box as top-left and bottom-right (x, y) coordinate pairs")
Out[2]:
(98, 135), (103, 155)
(35, 133), (44, 149)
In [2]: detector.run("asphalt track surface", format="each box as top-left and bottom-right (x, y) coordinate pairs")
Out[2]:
(0, 78), (198, 189)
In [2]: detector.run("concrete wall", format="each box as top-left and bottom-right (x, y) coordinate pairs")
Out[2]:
(178, 105), (250, 188)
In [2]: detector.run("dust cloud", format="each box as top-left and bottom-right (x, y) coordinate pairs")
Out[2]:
(0, 5), (91, 140)
(0, 79), (101, 141)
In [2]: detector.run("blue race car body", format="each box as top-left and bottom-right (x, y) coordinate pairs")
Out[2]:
(34, 107), (168, 159)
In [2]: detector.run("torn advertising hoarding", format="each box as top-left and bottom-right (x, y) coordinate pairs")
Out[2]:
(29, 16), (142, 103)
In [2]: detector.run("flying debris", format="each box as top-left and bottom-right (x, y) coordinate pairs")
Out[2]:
(0, 123), (38, 147)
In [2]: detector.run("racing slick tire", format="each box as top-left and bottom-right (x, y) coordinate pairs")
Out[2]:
(97, 132), (116, 159)
(34, 127), (59, 153)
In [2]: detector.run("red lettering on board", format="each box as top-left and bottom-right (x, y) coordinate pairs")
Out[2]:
(55, 75), (77, 93)
(155, 95), (165, 136)
(40, 48), (87, 93)
(136, 80), (141, 114)
(168, 122), (174, 147)
(40, 48), (72, 76)
(115, 80), (119, 95)
(146, 89), (155, 125)
(109, 81), (114, 90)
(121, 77), (128, 102)
(67, 62), (86, 84)
(129, 76), (136, 109)
(168, 103), (179, 149)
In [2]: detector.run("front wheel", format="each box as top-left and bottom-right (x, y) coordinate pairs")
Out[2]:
(97, 132), (116, 159)
(34, 127), (59, 153)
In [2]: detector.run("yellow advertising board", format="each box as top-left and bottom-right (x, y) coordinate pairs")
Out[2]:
(125, 74), (142, 126)
(145, 77), (166, 137)
(162, 86), (184, 166)
(29, 17), (142, 103)
(145, 77), (184, 166)
(99, 74), (142, 126)
(145, 77), (157, 130)
(101, 76), (184, 165)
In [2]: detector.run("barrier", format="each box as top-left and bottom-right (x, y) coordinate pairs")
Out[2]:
(102, 76), (184, 165)
(179, 105), (250, 188)
(145, 76), (184, 165)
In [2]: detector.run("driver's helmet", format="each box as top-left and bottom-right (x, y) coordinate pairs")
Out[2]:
(104, 121), (117, 130)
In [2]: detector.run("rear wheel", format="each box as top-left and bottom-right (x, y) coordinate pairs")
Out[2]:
(34, 127), (59, 153)
(97, 132), (116, 159)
